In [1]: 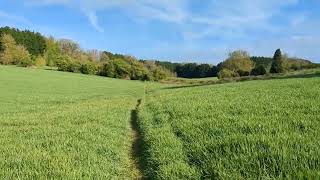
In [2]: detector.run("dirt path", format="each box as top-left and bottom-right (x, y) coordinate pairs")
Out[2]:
(129, 99), (145, 179)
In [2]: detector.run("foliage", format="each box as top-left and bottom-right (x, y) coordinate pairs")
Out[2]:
(154, 61), (180, 72)
(220, 50), (254, 76)
(270, 49), (286, 73)
(143, 61), (172, 81)
(175, 63), (217, 78)
(251, 55), (317, 73)
(139, 77), (320, 179)
(112, 58), (131, 79)
(218, 68), (239, 79)
(15, 45), (33, 67)
(286, 58), (315, 70)
(149, 60), (219, 78)
(57, 39), (80, 57)
(0, 26), (46, 56)
(128, 58), (150, 80)
(250, 65), (267, 76)
(99, 61), (116, 77)
(0, 34), (32, 67)
(53, 48), (169, 81)
(56, 55), (81, 73)
(1, 26), (318, 81)
(251, 56), (273, 72)
(44, 37), (62, 66)
(0, 34), (16, 64)
(81, 61), (98, 75)
(34, 56), (47, 67)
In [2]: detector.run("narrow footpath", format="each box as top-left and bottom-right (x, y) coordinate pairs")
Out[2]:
(129, 99), (145, 179)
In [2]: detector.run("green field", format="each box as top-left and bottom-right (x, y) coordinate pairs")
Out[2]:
(1, 65), (320, 179)
(140, 75), (320, 179)
(0, 65), (144, 179)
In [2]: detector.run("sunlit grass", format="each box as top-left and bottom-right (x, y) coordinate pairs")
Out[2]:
(0, 65), (144, 179)
(139, 76), (320, 179)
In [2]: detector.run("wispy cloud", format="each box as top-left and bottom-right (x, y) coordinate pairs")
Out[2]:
(27, 0), (188, 32)
(85, 11), (104, 33)
(28, 0), (301, 40)
(19, 0), (320, 62)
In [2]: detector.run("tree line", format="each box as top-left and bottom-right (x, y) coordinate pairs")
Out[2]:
(216, 49), (318, 79)
(151, 50), (318, 79)
(0, 26), (171, 81)
(0, 26), (318, 81)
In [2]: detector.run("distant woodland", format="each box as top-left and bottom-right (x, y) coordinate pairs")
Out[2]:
(0, 26), (318, 80)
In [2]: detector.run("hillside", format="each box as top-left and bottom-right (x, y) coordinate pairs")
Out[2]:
(1, 66), (320, 179)
(139, 73), (320, 179)
(0, 65), (145, 179)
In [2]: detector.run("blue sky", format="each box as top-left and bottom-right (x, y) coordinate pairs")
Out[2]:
(0, 0), (319, 64)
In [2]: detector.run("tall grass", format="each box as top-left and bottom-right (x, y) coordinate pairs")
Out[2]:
(139, 76), (320, 179)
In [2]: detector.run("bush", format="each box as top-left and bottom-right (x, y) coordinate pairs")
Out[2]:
(81, 62), (98, 75)
(56, 56), (81, 73)
(98, 62), (115, 77)
(113, 59), (131, 79)
(251, 65), (267, 76)
(130, 61), (149, 80)
(218, 69), (239, 79)
(15, 45), (33, 67)
(34, 56), (46, 67)
(237, 70), (250, 76)
(56, 57), (70, 72)
(68, 61), (81, 73)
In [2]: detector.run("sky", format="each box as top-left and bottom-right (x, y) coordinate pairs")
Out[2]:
(0, 0), (319, 64)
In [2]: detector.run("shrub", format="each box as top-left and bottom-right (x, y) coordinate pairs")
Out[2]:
(56, 57), (70, 72)
(113, 59), (131, 79)
(218, 69), (239, 79)
(68, 61), (81, 73)
(56, 56), (78, 72)
(15, 45), (33, 67)
(34, 56), (46, 67)
(98, 62), (115, 77)
(237, 70), (250, 76)
(251, 65), (267, 76)
(130, 61), (149, 80)
(81, 62), (98, 75)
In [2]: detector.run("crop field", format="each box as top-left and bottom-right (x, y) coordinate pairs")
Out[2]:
(0, 66), (144, 179)
(139, 76), (320, 179)
(1, 65), (320, 179)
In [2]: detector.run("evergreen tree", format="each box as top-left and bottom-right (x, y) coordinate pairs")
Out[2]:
(270, 49), (285, 73)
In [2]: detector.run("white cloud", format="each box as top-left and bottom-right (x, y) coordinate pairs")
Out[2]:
(27, 0), (188, 32)
(85, 11), (104, 33)
(21, 0), (320, 62)
(26, 0), (300, 38)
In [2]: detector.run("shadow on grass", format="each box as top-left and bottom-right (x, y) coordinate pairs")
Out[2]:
(162, 72), (320, 90)
(130, 99), (149, 179)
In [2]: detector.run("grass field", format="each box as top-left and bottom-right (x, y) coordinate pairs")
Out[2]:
(139, 75), (320, 179)
(1, 65), (320, 179)
(0, 65), (145, 179)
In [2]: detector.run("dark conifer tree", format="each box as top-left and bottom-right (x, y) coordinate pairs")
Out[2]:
(270, 49), (285, 73)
